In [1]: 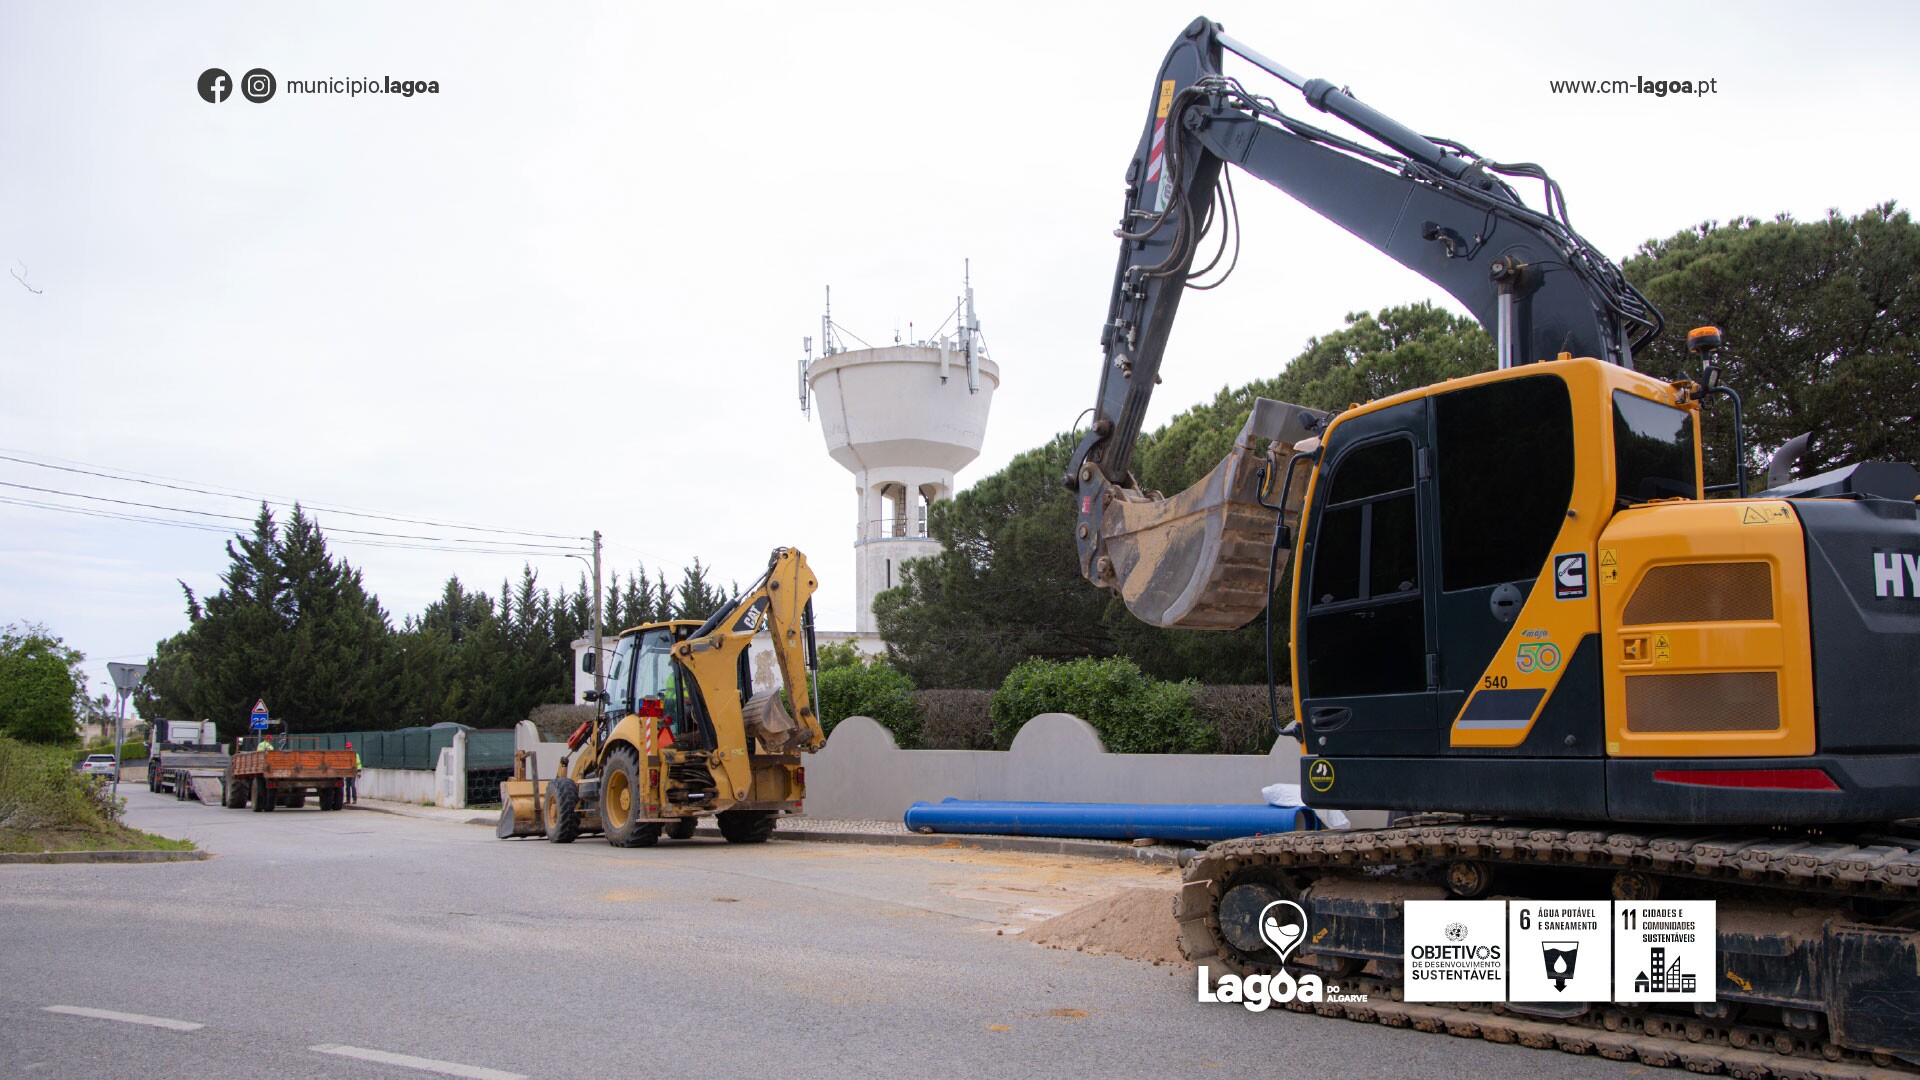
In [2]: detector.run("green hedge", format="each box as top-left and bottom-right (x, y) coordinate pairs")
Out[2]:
(815, 660), (923, 748)
(989, 657), (1213, 754)
(79, 740), (147, 762)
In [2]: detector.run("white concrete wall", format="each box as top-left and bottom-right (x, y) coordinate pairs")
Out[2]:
(362, 729), (467, 808)
(799, 714), (1389, 828)
(359, 768), (439, 804)
(513, 720), (568, 781)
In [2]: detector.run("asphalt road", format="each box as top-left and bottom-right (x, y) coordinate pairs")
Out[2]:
(0, 788), (1646, 1079)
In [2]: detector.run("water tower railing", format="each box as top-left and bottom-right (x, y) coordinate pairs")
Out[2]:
(859, 518), (938, 542)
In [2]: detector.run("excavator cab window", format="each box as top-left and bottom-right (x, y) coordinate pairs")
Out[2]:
(632, 629), (685, 730)
(1303, 432), (1425, 699)
(1612, 390), (1698, 505)
(602, 634), (638, 718)
(1433, 375), (1576, 589)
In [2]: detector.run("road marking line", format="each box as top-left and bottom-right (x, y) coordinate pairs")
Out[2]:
(309, 1044), (527, 1080)
(43, 1005), (203, 1031)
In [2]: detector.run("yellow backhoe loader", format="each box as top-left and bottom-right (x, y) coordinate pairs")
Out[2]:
(496, 547), (825, 846)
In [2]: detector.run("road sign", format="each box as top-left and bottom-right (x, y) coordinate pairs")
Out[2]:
(106, 662), (148, 694)
(250, 698), (270, 730)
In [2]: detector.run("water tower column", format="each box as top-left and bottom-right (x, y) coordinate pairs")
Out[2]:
(852, 464), (951, 633)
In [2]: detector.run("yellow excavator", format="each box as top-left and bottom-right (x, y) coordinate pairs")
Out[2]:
(496, 547), (825, 846)
(1071, 18), (1920, 1074)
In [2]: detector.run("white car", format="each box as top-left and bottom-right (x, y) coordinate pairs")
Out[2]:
(77, 753), (118, 780)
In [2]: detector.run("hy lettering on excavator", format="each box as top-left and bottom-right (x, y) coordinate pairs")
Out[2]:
(1074, 15), (1920, 1072)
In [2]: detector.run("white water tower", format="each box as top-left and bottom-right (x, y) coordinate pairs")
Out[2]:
(800, 272), (1000, 633)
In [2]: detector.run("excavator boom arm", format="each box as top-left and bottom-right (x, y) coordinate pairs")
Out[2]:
(1069, 17), (1659, 630)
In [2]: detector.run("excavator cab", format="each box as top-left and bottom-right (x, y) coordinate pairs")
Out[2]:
(1098, 19), (1920, 1065)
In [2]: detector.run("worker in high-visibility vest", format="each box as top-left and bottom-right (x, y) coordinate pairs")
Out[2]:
(345, 741), (360, 804)
(258, 736), (275, 752)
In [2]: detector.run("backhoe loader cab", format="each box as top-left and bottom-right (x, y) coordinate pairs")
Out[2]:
(497, 547), (826, 847)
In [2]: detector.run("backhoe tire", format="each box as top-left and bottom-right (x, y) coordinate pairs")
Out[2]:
(717, 809), (776, 844)
(225, 773), (246, 809)
(545, 776), (581, 844)
(666, 818), (697, 841)
(600, 746), (662, 848)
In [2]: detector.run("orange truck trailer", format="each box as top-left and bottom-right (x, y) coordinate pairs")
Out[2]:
(223, 743), (357, 812)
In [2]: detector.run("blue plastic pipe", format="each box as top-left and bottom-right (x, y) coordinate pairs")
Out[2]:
(902, 799), (1319, 843)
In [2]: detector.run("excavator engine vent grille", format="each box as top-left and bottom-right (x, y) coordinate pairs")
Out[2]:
(1625, 671), (1781, 732)
(1623, 561), (1773, 625)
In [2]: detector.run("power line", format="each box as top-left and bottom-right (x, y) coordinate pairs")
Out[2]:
(0, 480), (586, 551)
(0, 495), (584, 560)
(0, 448), (588, 541)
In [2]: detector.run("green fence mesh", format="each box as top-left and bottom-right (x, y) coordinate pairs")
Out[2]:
(291, 727), (515, 772)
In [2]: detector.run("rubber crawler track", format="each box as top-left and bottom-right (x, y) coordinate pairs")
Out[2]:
(1175, 818), (1920, 1079)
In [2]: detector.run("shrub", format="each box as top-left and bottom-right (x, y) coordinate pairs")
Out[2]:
(916, 689), (994, 750)
(815, 639), (865, 672)
(1196, 685), (1297, 755)
(989, 657), (1212, 754)
(815, 659), (922, 748)
(1, 736), (121, 833)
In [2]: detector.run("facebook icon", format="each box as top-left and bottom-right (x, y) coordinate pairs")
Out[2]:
(197, 68), (231, 103)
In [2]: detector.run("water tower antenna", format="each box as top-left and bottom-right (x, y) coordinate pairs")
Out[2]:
(961, 259), (981, 394)
(799, 335), (813, 417)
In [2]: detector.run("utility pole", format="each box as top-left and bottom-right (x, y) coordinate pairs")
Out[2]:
(591, 529), (604, 701)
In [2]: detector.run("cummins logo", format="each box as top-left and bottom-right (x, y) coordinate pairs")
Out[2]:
(1873, 552), (1920, 598)
(1554, 553), (1588, 600)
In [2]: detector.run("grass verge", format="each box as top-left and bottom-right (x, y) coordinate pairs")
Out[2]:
(0, 736), (197, 855)
(0, 824), (198, 854)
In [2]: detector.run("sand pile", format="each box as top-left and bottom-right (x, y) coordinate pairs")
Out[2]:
(1025, 885), (1185, 966)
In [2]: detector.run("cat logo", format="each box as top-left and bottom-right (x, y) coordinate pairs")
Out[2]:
(1308, 758), (1336, 793)
(732, 597), (769, 633)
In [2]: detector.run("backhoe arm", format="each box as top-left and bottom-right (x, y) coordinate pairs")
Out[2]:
(1068, 17), (1660, 630)
(674, 547), (824, 802)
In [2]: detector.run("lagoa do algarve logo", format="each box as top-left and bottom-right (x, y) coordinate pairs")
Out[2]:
(1197, 899), (1368, 1011)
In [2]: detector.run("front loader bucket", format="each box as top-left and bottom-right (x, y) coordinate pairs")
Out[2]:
(1098, 398), (1323, 630)
(496, 776), (545, 839)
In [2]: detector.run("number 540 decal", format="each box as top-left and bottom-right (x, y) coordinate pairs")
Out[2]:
(1515, 642), (1562, 673)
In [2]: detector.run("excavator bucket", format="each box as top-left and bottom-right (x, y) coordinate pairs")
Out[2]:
(1097, 398), (1324, 631)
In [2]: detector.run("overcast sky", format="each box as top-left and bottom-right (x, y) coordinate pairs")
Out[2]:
(4, 0), (1916, 710)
